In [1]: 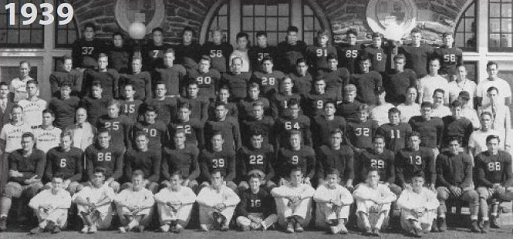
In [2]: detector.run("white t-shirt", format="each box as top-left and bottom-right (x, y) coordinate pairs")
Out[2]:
(468, 129), (503, 156)
(18, 98), (47, 128)
(34, 127), (62, 153)
(477, 78), (512, 106)
(418, 75), (449, 104)
(229, 49), (250, 72)
(370, 103), (395, 126)
(431, 105), (451, 118)
(397, 103), (420, 123)
(9, 77), (33, 102)
(0, 123), (32, 153)
(448, 79), (477, 108)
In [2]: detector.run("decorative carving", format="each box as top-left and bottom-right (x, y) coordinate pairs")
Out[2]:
(115, 0), (165, 35)
(366, 0), (417, 40)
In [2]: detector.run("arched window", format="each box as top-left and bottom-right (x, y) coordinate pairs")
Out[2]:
(455, 1), (476, 52)
(55, 0), (79, 49)
(0, 0), (45, 48)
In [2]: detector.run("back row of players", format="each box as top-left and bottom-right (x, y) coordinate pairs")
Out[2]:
(0, 24), (511, 236)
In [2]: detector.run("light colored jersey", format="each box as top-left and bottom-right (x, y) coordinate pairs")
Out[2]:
(397, 103), (420, 123)
(370, 103), (395, 126)
(418, 75), (449, 104)
(29, 188), (72, 210)
(448, 79), (477, 108)
(313, 184), (353, 205)
(72, 184), (115, 218)
(396, 187), (439, 211)
(469, 129), (503, 156)
(18, 98), (47, 127)
(477, 78), (511, 106)
(0, 122), (32, 153)
(196, 184), (240, 207)
(114, 187), (155, 215)
(34, 127), (62, 153)
(431, 105), (451, 118)
(154, 186), (196, 205)
(9, 77), (33, 102)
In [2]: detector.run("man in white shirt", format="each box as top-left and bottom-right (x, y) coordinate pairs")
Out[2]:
(34, 110), (61, 153)
(65, 108), (96, 151)
(370, 90), (394, 126)
(478, 86), (511, 152)
(0, 105), (32, 155)
(397, 86), (420, 123)
(17, 80), (47, 129)
(449, 65), (477, 108)
(431, 89), (451, 118)
(477, 61), (511, 107)
(418, 58), (450, 105)
(458, 91), (480, 129)
(9, 61), (33, 103)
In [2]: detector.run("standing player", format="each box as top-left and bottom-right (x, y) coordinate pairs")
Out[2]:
(450, 66), (477, 109)
(0, 82), (14, 130)
(175, 27), (202, 70)
(237, 129), (276, 190)
(337, 84), (362, 122)
(97, 100), (134, 150)
(9, 61), (33, 103)
(269, 77), (301, 119)
(199, 132), (237, 190)
(18, 80), (47, 129)
(363, 33), (388, 74)
(395, 132), (436, 190)
(119, 84), (143, 122)
(82, 53), (120, 99)
(120, 57), (152, 100)
(433, 32), (462, 80)
(229, 32), (251, 73)
(107, 32), (132, 74)
(476, 61), (512, 107)
(251, 56), (285, 98)
(169, 102), (204, 148)
(377, 107), (412, 153)
(351, 55), (383, 106)
(271, 167), (315, 233)
(84, 128), (124, 192)
(337, 29), (361, 74)
(153, 49), (186, 97)
(383, 54), (417, 105)
(469, 112), (502, 159)
(0, 132), (45, 230)
(48, 82), (80, 130)
(236, 173), (278, 231)
(273, 99), (312, 148)
(305, 29), (337, 71)
(240, 101), (274, 147)
(311, 101), (346, 148)
(442, 100), (474, 149)
(0, 105), (32, 157)
(161, 130), (200, 190)
(370, 90), (395, 126)
(357, 135), (398, 192)
(398, 28), (434, 78)
(132, 105), (168, 152)
(205, 101), (241, 150)
(44, 131), (83, 195)
(142, 28), (171, 71)
(313, 168), (353, 234)
(201, 27), (233, 74)
(34, 110), (62, 153)
(122, 132), (161, 194)
(221, 57), (251, 101)
(71, 23), (106, 69)
(276, 130), (316, 185)
(317, 54), (350, 103)
(154, 170), (196, 232)
(143, 82), (177, 125)
(353, 168), (397, 236)
(418, 58), (450, 104)
(397, 86), (421, 123)
(275, 26), (307, 73)
(346, 104), (379, 152)
(289, 58), (313, 95)
(80, 81), (111, 126)
(49, 55), (82, 97)
(65, 108), (97, 151)
(302, 78), (336, 118)
(178, 80), (210, 123)
(196, 169), (240, 231)
(408, 102), (444, 158)
(209, 86), (239, 119)
(478, 86), (512, 151)
(315, 129), (354, 189)
(248, 31), (276, 71)
(431, 89), (451, 118)
(475, 135), (513, 232)
(186, 55), (221, 101)
(238, 82), (270, 120)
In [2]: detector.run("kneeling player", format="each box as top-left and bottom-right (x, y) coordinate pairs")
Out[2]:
(397, 172), (439, 237)
(161, 130), (200, 191)
(115, 170), (155, 233)
(196, 169), (240, 231)
(73, 167), (115, 233)
(154, 170), (196, 233)
(236, 173), (278, 231)
(353, 168), (397, 236)
(475, 135), (513, 232)
(237, 129), (276, 190)
(313, 168), (353, 234)
(28, 174), (72, 234)
(271, 167), (315, 233)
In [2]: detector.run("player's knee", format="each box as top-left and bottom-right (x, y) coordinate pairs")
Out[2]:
(67, 181), (81, 195)
(226, 181), (238, 192)
(120, 182), (132, 191)
(4, 182), (22, 198)
(436, 187), (449, 201)
(238, 181), (249, 191)
(109, 181), (120, 193)
(147, 182), (159, 194)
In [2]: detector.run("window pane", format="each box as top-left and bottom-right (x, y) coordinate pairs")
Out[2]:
(304, 4), (313, 15)
(455, 33), (464, 46)
(501, 34), (513, 47)
(278, 3), (289, 16)
(242, 17), (254, 31)
(68, 31), (77, 43)
(267, 5), (277, 16)
(466, 4), (475, 17)
(465, 19), (474, 32)
(490, 3), (501, 17)
(266, 17), (277, 31)
(20, 30), (30, 44)
(267, 32), (277, 46)
(7, 30), (18, 44)
(218, 16), (228, 29)
(278, 17), (289, 31)
(255, 5), (265, 16)
(255, 17), (265, 30)
(31, 29), (42, 44)
(304, 32), (314, 45)
(243, 5), (253, 16)
(502, 19), (512, 32)
(490, 19), (501, 32)
(219, 4), (228, 15)
(502, 4), (512, 17)
(304, 16), (313, 31)
(278, 32), (287, 43)
(490, 34), (501, 47)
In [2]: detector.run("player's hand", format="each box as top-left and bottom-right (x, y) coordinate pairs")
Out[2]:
(497, 186), (506, 195)
(449, 186), (461, 197)
(493, 183), (501, 189)
(429, 184), (436, 191)
(403, 183), (412, 191)
(182, 179), (190, 187)
(25, 175), (39, 184)
(279, 178), (287, 186)
(9, 170), (22, 178)
(63, 179), (71, 189)
(143, 179), (150, 187)
(303, 177), (311, 185)
(332, 198), (343, 207)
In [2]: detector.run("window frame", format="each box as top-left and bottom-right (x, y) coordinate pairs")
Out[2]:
(455, 1), (477, 52)
(488, 0), (513, 52)
(0, 0), (45, 48)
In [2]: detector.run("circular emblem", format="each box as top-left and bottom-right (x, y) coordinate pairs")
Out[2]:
(366, 0), (417, 40)
(115, 0), (165, 35)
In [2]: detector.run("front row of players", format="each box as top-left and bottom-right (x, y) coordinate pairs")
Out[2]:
(2, 128), (513, 236)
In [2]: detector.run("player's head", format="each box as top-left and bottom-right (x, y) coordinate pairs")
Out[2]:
(42, 109), (55, 127)
(182, 27), (194, 44)
(286, 26), (299, 45)
(447, 136), (460, 155)
(21, 132), (35, 152)
(432, 89), (445, 106)
(442, 32), (454, 47)
(287, 98), (300, 118)
(236, 32), (249, 49)
(371, 32), (382, 48)
(131, 170), (145, 191)
(325, 168), (340, 188)
(487, 61), (499, 78)
(97, 53), (109, 70)
(407, 131), (421, 150)
(152, 27), (164, 45)
(143, 105), (158, 123)
(107, 99), (120, 118)
(357, 104), (370, 122)
(480, 111), (493, 131)
(91, 81), (103, 98)
(358, 54), (372, 73)
(112, 32), (125, 47)
(173, 129), (187, 148)
(60, 81), (72, 98)
(231, 57), (243, 73)
(51, 173), (64, 192)
(251, 101), (264, 119)
(366, 167), (380, 185)
(176, 103), (191, 122)
(19, 61), (31, 78)
(486, 134), (501, 155)
(455, 64), (467, 81)
(261, 55), (274, 73)
(123, 83), (135, 99)
(327, 53), (338, 70)
(131, 56), (143, 73)
(211, 131), (224, 151)
(405, 86), (418, 104)
(450, 100), (463, 118)
(214, 101), (228, 120)
(313, 77), (326, 94)
(420, 101), (433, 119)
(388, 107), (401, 125)
(135, 132), (149, 151)
(457, 90), (470, 105)
(256, 31), (268, 47)
(289, 130), (302, 150)
(280, 76), (294, 93)
(330, 129), (343, 148)
(428, 58), (440, 75)
(62, 55), (73, 72)
(486, 86), (499, 103)
(410, 27), (422, 45)
(198, 55), (211, 73)
(210, 169), (224, 188)
(411, 171), (425, 192)
(393, 54), (406, 71)
(316, 29), (330, 46)
(83, 23), (96, 40)
(324, 101), (337, 116)
(211, 27), (224, 44)
(247, 82), (260, 100)
(164, 48), (175, 67)
(11, 104), (24, 123)
(289, 167), (303, 185)
(169, 170), (183, 190)
(373, 135), (385, 153)
(218, 85), (231, 102)
(250, 129), (264, 149)
(346, 28), (358, 45)
(344, 84), (357, 102)
(296, 58), (308, 75)
(0, 82), (9, 99)
(60, 130), (73, 151)
(75, 107), (88, 124)
(26, 80), (38, 97)
(185, 80), (199, 99)
(248, 172), (262, 192)
(155, 81), (167, 97)
(92, 167), (106, 187)
(96, 128), (111, 149)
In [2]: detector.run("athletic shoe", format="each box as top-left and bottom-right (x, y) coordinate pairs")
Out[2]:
(200, 224), (209, 232)
(437, 218), (447, 232)
(158, 224), (170, 232)
(80, 226), (89, 234)
(294, 222), (304, 233)
(364, 226), (372, 235)
(119, 227), (127, 233)
(0, 216), (7, 231)
(286, 221), (294, 233)
(137, 225), (145, 233)
(481, 220), (489, 233)
(242, 225), (250, 232)
(490, 216), (500, 228)
(52, 226), (61, 234)
(431, 219), (439, 232)
(29, 227), (43, 235)
(410, 228), (422, 238)
(338, 223), (348, 234)
(173, 224), (183, 233)
(372, 227), (380, 236)
(88, 225), (97, 234)
(470, 220), (480, 233)
(330, 226), (338, 234)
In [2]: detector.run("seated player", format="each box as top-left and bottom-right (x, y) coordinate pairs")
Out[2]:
(18, 80), (47, 129)
(132, 105), (168, 152)
(289, 58), (313, 95)
(408, 102), (444, 159)
(28, 174), (72, 234)
(84, 128), (124, 193)
(240, 101), (274, 147)
(337, 84), (362, 122)
(313, 168), (353, 234)
(350, 54), (383, 106)
(169, 102), (204, 148)
(475, 135), (513, 232)
(397, 86), (421, 123)
(80, 81), (110, 126)
(161, 130), (200, 191)
(377, 107), (412, 153)
(311, 101), (347, 148)
(186, 55), (220, 101)
(119, 84), (144, 122)
(204, 101), (241, 151)
(66, 108), (97, 151)
(143, 81), (177, 125)
(250, 55), (285, 97)
(154, 169), (196, 233)
(370, 90), (395, 126)
(315, 129), (354, 189)
(317, 54), (349, 103)
(115, 170), (155, 233)
(395, 132), (437, 191)
(396, 172), (439, 237)
(271, 167), (315, 233)
(301, 77), (336, 118)
(236, 173), (278, 231)
(435, 137), (480, 233)
(238, 82), (271, 120)
(220, 57), (251, 101)
(44, 131), (83, 195)
(237, 129), (276, 190)
(97, 99), (133, 151)
(72, 167), (115, 233)
(199, 132), (237, 190)
(208, 85), (239, 119)
(48, 81), (80, 130)
(177, 79), (209, 123)
(0, 132), (45, 231)
(196, 169), (240, 232)
(34, 110), (62, 153)
(276, 130), (316, 185)
(346, 104), (379, 152)
(353, 168), (397, 236)
(273, 99), (312, 149)
(269, 77), (301, 119)
(122, 132), (160, 194)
